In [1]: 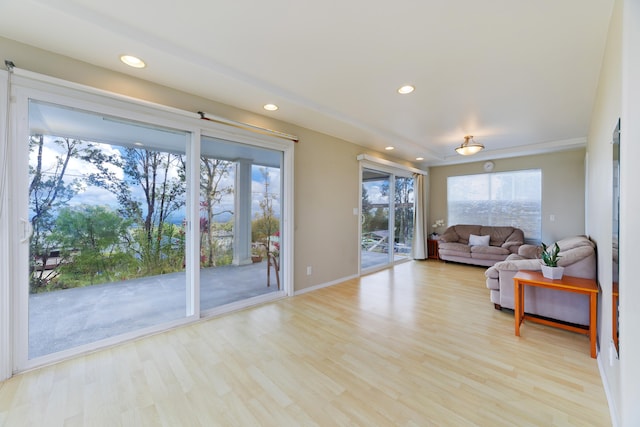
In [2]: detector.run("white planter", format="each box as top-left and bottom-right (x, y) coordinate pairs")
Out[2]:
(542, 265), (564, 280)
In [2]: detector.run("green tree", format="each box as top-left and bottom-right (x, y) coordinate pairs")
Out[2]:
(200, 158), (233, 267)
(369, 207), (389, 232)
(381, 177), (414, 244)
(252, 168), (279, 258)
(51, 205), (135, 287)
(29, 135), (83, 291)
(394, 177), (414, 245)
(90, 147), (187, 274)
(361, 185), (373, 230)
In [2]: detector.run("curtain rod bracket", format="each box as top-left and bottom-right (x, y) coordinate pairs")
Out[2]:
(4, 60), (15, 71)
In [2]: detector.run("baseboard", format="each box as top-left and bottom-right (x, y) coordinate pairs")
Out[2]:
(294, 274), (359, 296)
(598, 353), (620, 427)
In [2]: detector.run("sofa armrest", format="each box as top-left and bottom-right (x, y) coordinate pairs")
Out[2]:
(518, 244), (541, 259)
(493, 257), (542, 272)
(439, 227), (459, 243)
(501, 229), (524, 250)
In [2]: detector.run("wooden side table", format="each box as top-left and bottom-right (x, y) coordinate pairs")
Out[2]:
(513, 270), (599, 358)
(427, 238), (440, 260)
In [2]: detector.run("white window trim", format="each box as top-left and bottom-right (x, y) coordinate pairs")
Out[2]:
(0, 69), (12, 381)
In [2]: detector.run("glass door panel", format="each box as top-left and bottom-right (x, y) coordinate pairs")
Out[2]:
(394, 176), (414, 261)
(27, 100), (190, 359)
(361, 169), (391, 270)
(199, 137), (283, 311)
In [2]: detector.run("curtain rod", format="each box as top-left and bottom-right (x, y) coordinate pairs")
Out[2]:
(357, 154), (428, 175)
(197, 111), (298, 143)
(4, 59), (300, 144)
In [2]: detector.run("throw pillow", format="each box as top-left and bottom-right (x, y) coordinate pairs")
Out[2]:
(468, 234), (490, 246)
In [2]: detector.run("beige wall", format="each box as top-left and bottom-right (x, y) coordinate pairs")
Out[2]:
(428, 149), (586, 243)
(0, 36), (414, 293)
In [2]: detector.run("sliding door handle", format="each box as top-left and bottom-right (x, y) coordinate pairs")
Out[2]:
(19, 218), (32, 243)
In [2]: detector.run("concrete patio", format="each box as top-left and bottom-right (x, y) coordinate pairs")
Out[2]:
(28, 260), (279, 359)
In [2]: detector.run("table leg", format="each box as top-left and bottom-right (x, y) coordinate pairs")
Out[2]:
(514, 280), (521, 336)
(589, 292), (597, 358)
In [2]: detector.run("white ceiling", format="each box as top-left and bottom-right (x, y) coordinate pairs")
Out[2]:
(0, 0), (614, 166)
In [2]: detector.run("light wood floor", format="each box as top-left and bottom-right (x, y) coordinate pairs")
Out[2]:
(0, 261), (611, 426)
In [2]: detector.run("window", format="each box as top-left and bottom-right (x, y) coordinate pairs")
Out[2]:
(447, 169), (541, 241)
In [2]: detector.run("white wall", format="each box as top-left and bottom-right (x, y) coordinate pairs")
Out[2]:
(587, 0), (640, 425)
(619, 1), (640, 425)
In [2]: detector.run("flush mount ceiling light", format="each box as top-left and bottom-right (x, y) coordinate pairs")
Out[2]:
(397, 85), (415, 94)
(263, 103), (279, 111)
(416, 157), (424, 161)
(385, 146), (395, 151)
(455, 135), (485, 156)
(120, 55), (146, 68)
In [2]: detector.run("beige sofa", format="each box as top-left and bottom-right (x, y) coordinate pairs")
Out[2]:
(484, 235), (596, 326)
(437, 225), (525, 267)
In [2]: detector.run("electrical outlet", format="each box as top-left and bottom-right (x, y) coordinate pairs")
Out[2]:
(306, 266), (312, 276)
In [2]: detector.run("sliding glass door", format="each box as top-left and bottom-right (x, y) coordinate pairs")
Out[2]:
(361, 169), (392, 270)
(394, 176), (414, 260)
(9, 80), (290, 371)
(199, 136), (283, 312)
(360, 168), (414, 271)
(26, 100), (191, 360)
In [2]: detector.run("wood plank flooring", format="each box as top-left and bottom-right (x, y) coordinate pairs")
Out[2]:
(0, 261), (611, 426)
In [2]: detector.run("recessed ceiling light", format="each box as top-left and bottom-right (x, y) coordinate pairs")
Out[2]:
(416, 157), (424, 161)
(120, 55), (146, 69)
(385, 146), (395, 151)
(397, 85), (415, 94)
(263, 104), (279, 111)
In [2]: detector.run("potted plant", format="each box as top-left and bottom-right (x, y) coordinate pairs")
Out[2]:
(251, 243), (265, 263)
(540, 242), (564, 279)
(431, 219), (445, 239)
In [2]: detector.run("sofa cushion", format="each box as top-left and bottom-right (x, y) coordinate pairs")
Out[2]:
(472, 252), (512, 261)
(468, 234), (490, 246)
(471, 245), (510, 256)
(439, 242), (472, 258)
